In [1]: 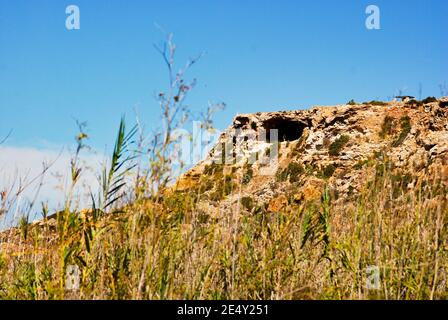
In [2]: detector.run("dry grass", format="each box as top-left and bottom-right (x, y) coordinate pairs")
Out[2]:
(0, 156), (446, 300)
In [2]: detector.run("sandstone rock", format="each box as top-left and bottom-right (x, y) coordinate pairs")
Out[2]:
(172, 97), (448, 216)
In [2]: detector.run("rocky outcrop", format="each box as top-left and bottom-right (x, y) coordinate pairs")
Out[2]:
(174, 97), (448, 214)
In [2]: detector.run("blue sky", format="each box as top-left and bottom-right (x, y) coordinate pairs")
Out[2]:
(0, 0), (447, 150)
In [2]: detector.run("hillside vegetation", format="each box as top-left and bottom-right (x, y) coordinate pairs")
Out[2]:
(0, 97), (447, 300)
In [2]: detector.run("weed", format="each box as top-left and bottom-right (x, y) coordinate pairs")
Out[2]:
(392, 116), (411, 147)
(321, 164), (336, 179)
(329, 135), (350, 156)
(380, 116), (394, 138)
(391, 172), (413, 198)
(422, 96), (437, 104)
(204, 162), (224, 175)
(241, 197), (254, 211)
(406, 99), (423, 107)
(363, 100), (388, 106)
(276, 162), (304, 183)
(353, 159), (369, 170)
(210, 175), (234, 201)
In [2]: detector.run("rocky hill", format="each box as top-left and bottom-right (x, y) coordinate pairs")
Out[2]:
(173, 97), (448, 217)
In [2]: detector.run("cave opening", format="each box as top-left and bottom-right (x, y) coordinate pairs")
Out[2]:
(262, 118), (308, 143)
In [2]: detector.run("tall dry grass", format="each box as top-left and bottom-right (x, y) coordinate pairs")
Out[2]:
(0, 157), (446, 300)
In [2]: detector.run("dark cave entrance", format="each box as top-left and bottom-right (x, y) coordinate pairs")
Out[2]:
(262, 118), (308, 143)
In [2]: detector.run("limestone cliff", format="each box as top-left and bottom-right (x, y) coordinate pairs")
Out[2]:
(174, 97), (448, 215)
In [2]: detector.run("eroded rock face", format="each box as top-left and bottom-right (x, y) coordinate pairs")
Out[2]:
(174, 98), (448, 214)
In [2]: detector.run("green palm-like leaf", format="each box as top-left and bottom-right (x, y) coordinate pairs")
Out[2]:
(101, 117), (137, 212)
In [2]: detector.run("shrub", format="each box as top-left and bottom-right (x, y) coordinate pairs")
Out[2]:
(347, 99), (356, 105)
(204, 162), (223, 175)
(380, 116), (394, 138)
(421, 96), (437, 104)
(164, 192), (196, 215)
(223, 175), (234, 195)
(241, 196), (254, 211)
(195, 177), (214, 194)
(287, 162), (304, 182)
(210, 175), (234, 201)
(406, 99), (423, 107)
(353, 159), (368, 170)
(19, 216), (29, 241)
(276, 162), (304, 183)
(276, 167), (288, 182)
(321, 164), (336, 179)
(391, 172), (413, 198)
(392, 116), (411, 147)
(329, 135), (350, 156)
(363, 100), (388, 106)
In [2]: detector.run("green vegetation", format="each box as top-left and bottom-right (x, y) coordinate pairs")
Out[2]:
(353, 159), (369, 170)
(363, 100), (388, 106)
(406, 97), (437, 107)
(347, 99), (357, 105)
(241, 196), (254, 211)
(380, 116), (394, 138)
(204, 162), (223, 175)
(210, 174), (234, 201)
(421, 96), (437, 104)
(392, 116), (411, 147)
(19, 216), (29, 241)
(406, 99), (423, 107)
(320, 164), (336, 179)
(276, 168), (287, 182)
(329, 135), (350, 156)
(242, 164), (254, 185)
(276, 162), (304, 183)
(390, 172), (413, 199)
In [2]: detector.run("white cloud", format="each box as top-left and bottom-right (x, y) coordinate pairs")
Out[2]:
(0, 146), (104, 228)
